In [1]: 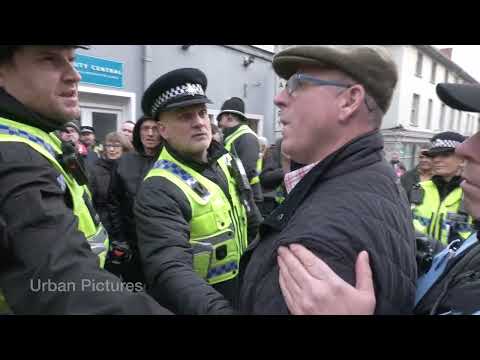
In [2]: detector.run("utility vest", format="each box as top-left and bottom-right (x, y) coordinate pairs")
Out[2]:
(412, 180), (474, 245)
(0, 117), (109, 313)
(224, 124), (261, 186)
(144, 147), (248, 285)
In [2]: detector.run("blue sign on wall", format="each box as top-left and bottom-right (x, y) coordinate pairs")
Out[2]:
(74, 54), (124, 88)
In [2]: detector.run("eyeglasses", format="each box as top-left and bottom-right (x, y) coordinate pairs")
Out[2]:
(285, 73), (353, 96)
(285, 73), (375, 112)
(104, 144), (122, 149)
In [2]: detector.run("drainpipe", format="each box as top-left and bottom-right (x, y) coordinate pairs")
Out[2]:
(143, 45), (153, 91)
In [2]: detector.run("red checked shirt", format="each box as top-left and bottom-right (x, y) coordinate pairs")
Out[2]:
(284, 162), (319, 194)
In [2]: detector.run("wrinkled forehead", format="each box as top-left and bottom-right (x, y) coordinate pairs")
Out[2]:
(173, 103), (208, 114)
(160, 103), (208, 122)
(63, 127), (77, 133)
(140, 120), (158, 129)
(122, 123), (134, 130)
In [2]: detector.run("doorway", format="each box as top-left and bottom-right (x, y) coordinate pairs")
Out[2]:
(79, 107), (122, 144)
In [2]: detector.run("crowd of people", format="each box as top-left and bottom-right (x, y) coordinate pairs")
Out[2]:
(1, 44), (480, 315)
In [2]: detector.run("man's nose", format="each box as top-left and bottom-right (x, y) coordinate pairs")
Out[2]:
(274, 89), (288, 108)
(192, 114), (205, 127)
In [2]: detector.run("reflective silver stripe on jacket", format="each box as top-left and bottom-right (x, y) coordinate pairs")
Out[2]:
(87, 225), (108, 255)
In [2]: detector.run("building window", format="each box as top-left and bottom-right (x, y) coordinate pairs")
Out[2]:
(410, 94), (420, 126)
(445, 69), (449, 83)
(449, 109), (456, 130)
(426, 99), (433, 129)
(430, 62), (437, 83)
(439, 103), (446, 130)
(415, 52), (423, 77)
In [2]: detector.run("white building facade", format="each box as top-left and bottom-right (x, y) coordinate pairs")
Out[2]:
(382, 45), (479, 169)
(273, 45), (479, 170)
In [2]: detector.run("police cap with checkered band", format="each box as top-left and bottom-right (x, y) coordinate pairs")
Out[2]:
(142, 68), (212, 120)
(426, 131), (466, 157)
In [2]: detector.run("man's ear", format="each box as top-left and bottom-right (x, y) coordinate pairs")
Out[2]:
(338, 85), (365, 124)
(157, 119), (168, 140)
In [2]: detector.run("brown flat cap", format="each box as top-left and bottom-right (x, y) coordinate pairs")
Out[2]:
(273, 45), (398, 114)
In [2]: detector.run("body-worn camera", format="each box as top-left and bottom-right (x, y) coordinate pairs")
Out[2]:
(409, 184), (424, 205)
(56, 141), (89, 186)
(416, 233), (435, 276)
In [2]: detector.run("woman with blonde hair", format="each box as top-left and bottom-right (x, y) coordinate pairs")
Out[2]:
(90, 132), (133, 234)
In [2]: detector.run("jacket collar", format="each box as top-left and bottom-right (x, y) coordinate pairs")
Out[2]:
(261, 130), (384, 233)
(431, 175), (463, 202)
(0, 88), (66, 133)
(222, 123), (243, 139)
(163, 139), (228, 173)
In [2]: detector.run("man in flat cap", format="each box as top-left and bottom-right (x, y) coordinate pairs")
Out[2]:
(276, 82), (480, 316)
(238, 45), (417, 314)
(411, 131), (474, 245)
(135, 68), (256, 314)
(80, 125), (101, 168)
(217, 97), (264, 213)
(0, 45), (170, 314)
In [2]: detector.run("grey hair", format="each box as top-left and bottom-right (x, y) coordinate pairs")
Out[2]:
(364, 93), (384, 130)
(332, 77), (384, 130)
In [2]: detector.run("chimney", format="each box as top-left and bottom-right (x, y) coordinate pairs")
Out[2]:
(440, 48), (453, 60)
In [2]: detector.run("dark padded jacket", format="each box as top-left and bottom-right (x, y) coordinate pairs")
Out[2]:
(238, 131), (417, 315)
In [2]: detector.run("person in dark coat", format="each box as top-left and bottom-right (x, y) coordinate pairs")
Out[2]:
(90, 131), (133, 235)
(259, 138), (286, 216)
(276, 83), (480, 316)
(238, 45), (417, 315)
(106, 116), (162, 284)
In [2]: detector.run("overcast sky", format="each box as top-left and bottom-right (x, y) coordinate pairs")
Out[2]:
(255, 45), (480, 82)
(433, 45), (480, 82)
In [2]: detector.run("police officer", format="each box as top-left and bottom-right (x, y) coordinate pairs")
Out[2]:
(135, 68), (256, 315)
(412, 131), (474, 245)
(217, 97), (264, 207)
(0, 45), (170, 314)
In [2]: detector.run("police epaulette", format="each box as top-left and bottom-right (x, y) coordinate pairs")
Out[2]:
(155, 159), (211, 200)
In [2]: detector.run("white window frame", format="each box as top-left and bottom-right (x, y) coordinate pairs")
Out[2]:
(426, 99), (433, 130)
(410, 94), (420, 126)
(415, 52), (423, 77)
(78, 85), (136, 128)
(439, 103), (446, 130)
(430, 62), (437, 83)
(449, 108), (456, 130)
(208, 108), (264, 137)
